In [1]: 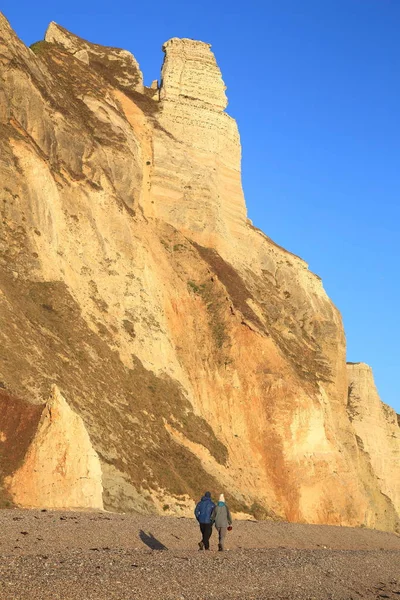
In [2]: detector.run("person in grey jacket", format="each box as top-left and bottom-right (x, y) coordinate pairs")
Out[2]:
(211, 493), (232, 551)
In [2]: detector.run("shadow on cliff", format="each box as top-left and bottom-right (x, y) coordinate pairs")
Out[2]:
(139, 530), (168, 550)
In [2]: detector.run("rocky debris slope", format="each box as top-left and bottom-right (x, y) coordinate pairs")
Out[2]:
(0, 13), (399, 530)
(0, 510), (399, 600)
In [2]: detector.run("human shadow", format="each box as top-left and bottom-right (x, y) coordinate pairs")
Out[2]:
(139, 530), (168, 550)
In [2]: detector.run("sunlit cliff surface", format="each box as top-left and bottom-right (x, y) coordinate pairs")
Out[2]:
(0, 15), (398, 531)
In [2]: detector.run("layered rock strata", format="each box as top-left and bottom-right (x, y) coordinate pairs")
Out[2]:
(0, 14), (399, 530)
(347, 363), (400, 522)
(151, 37), (247, 248)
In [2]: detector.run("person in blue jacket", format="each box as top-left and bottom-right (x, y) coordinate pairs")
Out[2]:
(194, 491), (215, 550)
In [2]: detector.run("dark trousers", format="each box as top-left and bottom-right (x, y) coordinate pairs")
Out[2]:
(199, 523), (213, 549)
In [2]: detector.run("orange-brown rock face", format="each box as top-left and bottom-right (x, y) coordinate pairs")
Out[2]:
(0, 389), (44, 507)
(0, 14), (398, 530)
(5, 386), (103, 509)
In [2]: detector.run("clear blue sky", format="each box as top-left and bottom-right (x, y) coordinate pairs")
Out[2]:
(3, 0), (400, 413)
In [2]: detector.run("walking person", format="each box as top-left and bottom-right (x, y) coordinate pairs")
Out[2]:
(194, 491), (215, 551)
(211, 493), (232, 552)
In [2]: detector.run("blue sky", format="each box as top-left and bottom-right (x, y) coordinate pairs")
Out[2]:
(3, 0), (400, 413)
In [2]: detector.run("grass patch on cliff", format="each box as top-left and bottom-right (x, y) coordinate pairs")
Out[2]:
(187, 278), (229, 350)
(248, 501), (283, 521)
(191, 242), (334, 390)
(191, 243), (265, 332)
(30, 40), (54, 56)
(176, 412), (228, 466)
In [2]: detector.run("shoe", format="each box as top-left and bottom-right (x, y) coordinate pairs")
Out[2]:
(198, 541), (204, 550)
(218, 544), (223, 552)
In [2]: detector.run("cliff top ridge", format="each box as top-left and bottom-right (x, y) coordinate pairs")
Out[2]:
(44, 21), (143, 91)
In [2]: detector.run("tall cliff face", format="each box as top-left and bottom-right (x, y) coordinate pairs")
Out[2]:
(347, 363), (400, 524)
(0, 14), (398, 530)
(151, 37), (247, 248)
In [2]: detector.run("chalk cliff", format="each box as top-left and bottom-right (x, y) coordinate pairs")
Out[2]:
(347, 363), (400, 524)
(0, 15), (398, 530)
